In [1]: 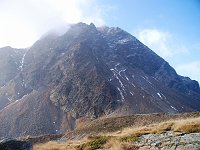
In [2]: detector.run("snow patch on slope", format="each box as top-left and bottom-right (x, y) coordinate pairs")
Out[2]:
(19, 50), (28, 70)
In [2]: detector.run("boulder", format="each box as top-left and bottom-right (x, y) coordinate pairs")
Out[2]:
(0, 138), (32, 150)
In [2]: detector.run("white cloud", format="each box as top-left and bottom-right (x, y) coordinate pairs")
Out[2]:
(0, 0), (107, 48)
(175, 61), (200, 83)
(137, 29), (172, 58)
(136, 28), (190, 61)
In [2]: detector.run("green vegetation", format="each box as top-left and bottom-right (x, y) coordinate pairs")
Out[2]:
(120, 135), (140, 142)
(76, 136), (110, 150)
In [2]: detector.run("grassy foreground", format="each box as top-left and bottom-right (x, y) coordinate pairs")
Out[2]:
(33, 115), (200, 150)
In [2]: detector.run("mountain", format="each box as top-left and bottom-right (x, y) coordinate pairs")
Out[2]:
(0, 22), (200, 138)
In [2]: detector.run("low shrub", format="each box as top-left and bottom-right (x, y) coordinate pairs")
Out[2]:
(76, 136), (110, 150)
(120, 135), (139, 142)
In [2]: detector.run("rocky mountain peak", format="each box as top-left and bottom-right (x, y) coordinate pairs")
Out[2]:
(0, 23), (199, 138)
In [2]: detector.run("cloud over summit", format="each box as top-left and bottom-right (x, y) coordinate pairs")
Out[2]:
(0, 0), (106, 48)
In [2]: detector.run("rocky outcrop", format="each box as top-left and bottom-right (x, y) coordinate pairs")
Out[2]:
(0, 138), (32, 150)
(136, 132), (200, 150)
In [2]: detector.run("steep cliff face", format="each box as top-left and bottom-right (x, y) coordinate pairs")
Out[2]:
(0, 22), (199, 138)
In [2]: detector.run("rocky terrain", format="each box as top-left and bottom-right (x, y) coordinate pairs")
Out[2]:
(137, 132), (200, 150)
(0, 22), (200, 138)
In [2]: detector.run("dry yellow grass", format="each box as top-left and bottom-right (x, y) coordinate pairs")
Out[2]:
(172, 117), (200, 133)
(33, 141), (78, 150)
(33, 141), (74, 150)
(33, 138), (89, 150)
(112, 116), (200, 137)
(33, 135), (138, 150)
(33, 116), (200, 150)
(104, 139), (138, 150)
(104, 139), (123, 150)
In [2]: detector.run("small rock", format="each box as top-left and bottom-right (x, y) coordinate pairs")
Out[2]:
(138, 145), (151, 150)
(174, 132), (184, 136)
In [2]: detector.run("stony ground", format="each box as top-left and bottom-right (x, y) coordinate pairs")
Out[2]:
(136, 131), (200, 150)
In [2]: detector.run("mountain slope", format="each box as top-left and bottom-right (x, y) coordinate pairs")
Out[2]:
(0, 22), (199, 138)
(0, 46), (26, 110)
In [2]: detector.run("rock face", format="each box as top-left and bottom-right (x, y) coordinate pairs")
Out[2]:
(0, 22), (200, 138)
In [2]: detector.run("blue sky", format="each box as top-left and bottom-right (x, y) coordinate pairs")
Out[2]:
(99, 0), (200, 82)
(0, 0), (199, 82)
